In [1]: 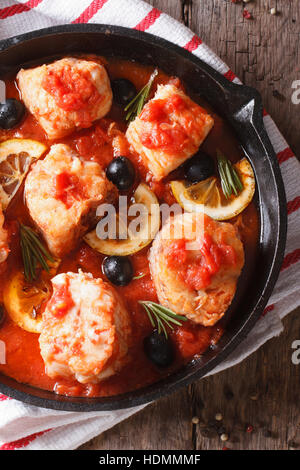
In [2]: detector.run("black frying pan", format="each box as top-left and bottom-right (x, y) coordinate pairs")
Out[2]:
(0, 25), (287, 411)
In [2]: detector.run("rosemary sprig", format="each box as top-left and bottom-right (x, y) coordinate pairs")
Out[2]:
(217, 151), (243, 199)
(124, 69), (158, 122)
(20, 224), (54, 282)
(133, 273), (146, 280)
(139, 301), (188, 338)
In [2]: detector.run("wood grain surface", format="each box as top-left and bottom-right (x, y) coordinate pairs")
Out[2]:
(81, 0), (300, 450)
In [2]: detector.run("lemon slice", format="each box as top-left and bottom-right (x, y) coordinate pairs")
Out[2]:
(84, 183), (160, 256)
(171, 158), (255, 220)
(3, 259), (60, 334)
(0, 138), (47, 209)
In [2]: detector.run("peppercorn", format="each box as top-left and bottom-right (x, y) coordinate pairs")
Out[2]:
(249, 389), (259, 401)
(223, 386), (234, 400)
(272, 90), (285, 102)
(288, 440), (298, 450)
(200, 426), (217, 439)
(243, 10), (253, 20)
(263, 429), (273, 438)
(217, 425), (226, 436)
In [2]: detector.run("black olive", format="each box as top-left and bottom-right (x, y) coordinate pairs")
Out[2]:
(111, 79), (137, 106)
(0, 305), (5, 328)
(144, 330), (174, 368)
(0, 99), (25, 129)
(184, 151), (215, 183)
(103, 256), (133, 286)
(106, 156), (135, 191)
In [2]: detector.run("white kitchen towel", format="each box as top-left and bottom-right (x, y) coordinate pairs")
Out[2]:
(0, 0), (299, 451)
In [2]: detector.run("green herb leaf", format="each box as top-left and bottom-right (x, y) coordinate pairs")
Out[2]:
(139, 300), (188, 338)
(125, 69), (158, 122)
(133, 273), (146, 280)
(20, 224), (54, 282)
(217, 151), (243, 199)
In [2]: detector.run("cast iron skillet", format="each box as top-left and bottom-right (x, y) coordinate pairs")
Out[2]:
(0, 25), (287, 411)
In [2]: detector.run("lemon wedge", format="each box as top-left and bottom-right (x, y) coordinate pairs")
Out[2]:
(84, 183), (160, 256)
(171, 158), (255, 220)
(0, 138), (47, 209)
(3, 259), (60, 334)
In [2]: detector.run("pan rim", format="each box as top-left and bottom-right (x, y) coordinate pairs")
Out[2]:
(0, 24), (287, 411)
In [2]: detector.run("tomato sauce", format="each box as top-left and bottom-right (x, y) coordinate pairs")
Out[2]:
(0, 57), (259, 398)
(42, 64), (102, 128)
(48, 281), (74, 319)
(140, 95), (189, 152)
(165, 234), (237, 291)
(53, 172), (82, 208)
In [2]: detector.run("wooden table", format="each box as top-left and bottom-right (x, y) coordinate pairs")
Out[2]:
(81, 0), (300, 450)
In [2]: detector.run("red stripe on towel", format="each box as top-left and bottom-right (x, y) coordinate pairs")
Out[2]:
(0, 393), (10, 401)
(277, 147), (295, 164)
(281, 249), (300, 271)
(287, 196), (300, 215)
(72, 0), (109, 24)
(0, 429), (51, 450)
(183, 35), (202, 52)
(0, 0), (43, 20)
(261, 304), (275, 317)
(134, 7), (161, 31)
(224, 69), (237, 82)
